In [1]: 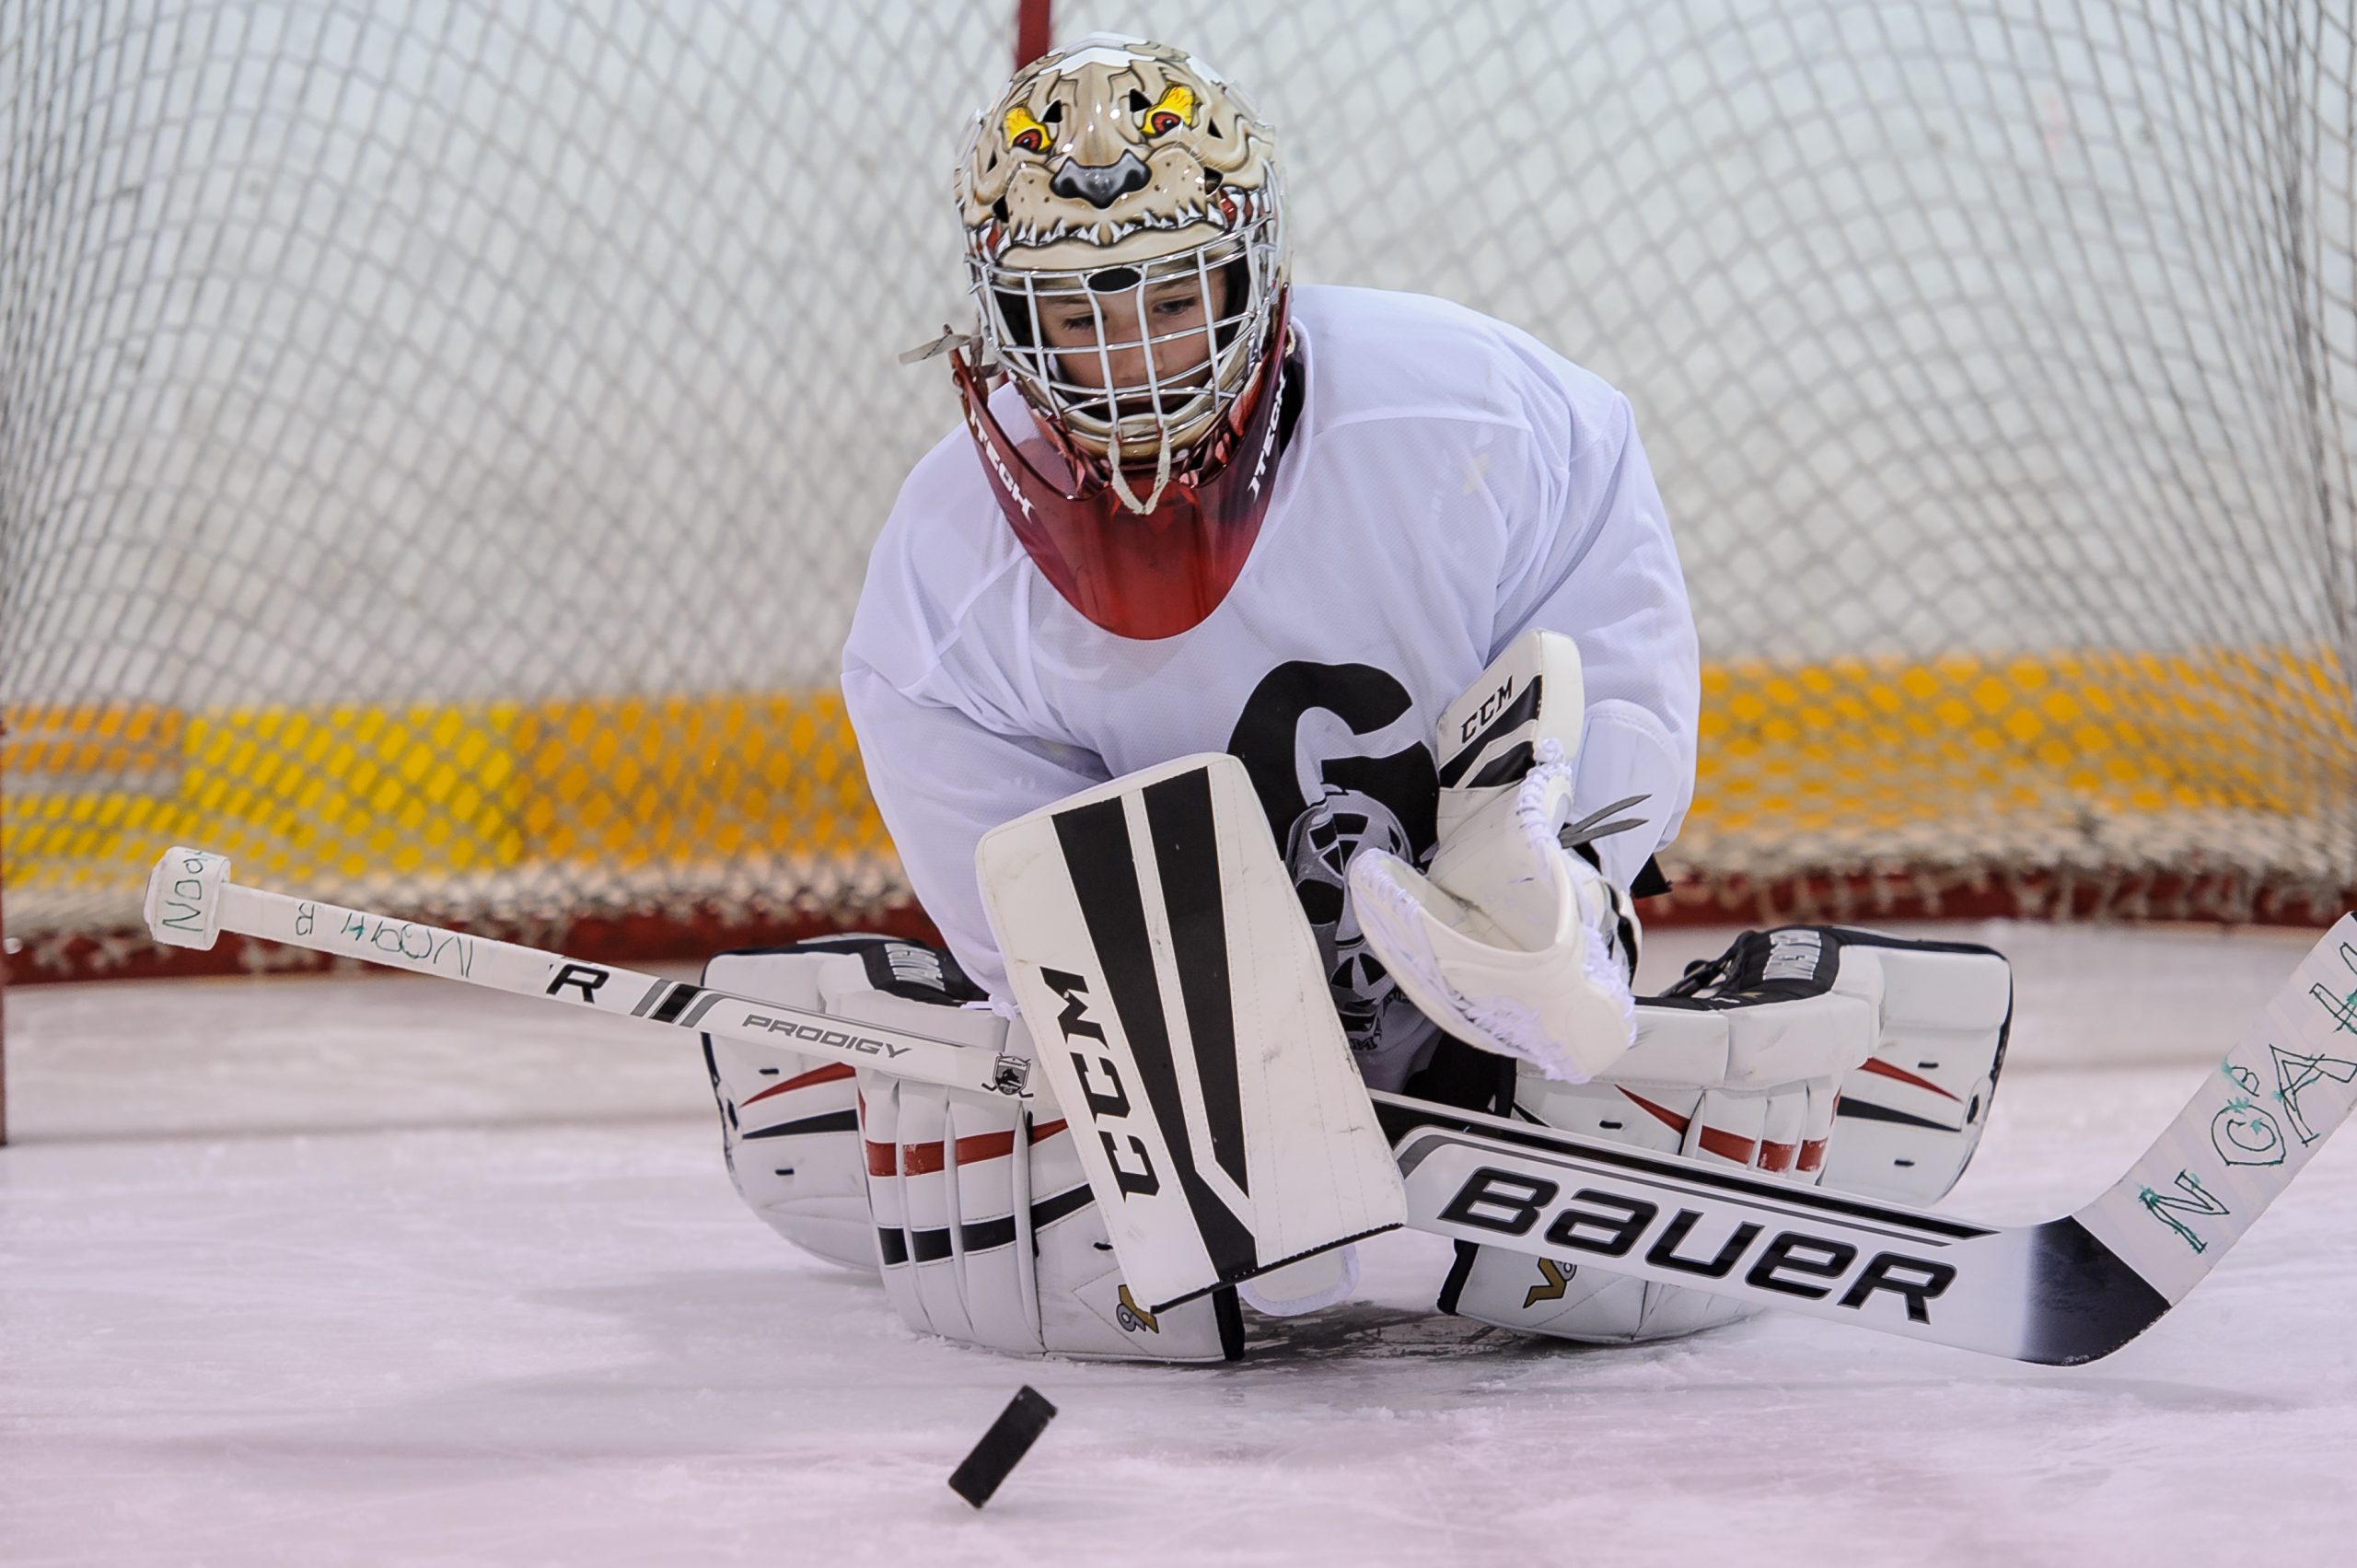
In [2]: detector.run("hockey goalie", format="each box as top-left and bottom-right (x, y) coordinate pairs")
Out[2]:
(702, 35), (2014, 1361)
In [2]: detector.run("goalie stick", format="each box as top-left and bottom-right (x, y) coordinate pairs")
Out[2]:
(141, 846), (2356, 1365)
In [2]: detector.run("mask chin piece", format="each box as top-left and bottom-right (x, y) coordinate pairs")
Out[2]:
(1106, 434), (1177, 515)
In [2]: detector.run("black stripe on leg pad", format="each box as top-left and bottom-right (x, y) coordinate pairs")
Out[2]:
(1029, 1184), (1096, 1231)
(1836, 1098), (1954, 1132)
(1051, 790), (1259, 1283)
(1142, 768), (1249, 1196)
(741, 1109), (858, 1140)
(959, 1215), (1018, 1253)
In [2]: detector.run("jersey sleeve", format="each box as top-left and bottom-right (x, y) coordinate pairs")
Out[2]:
(1491, 358), (1701, 891)
(841, 656), (1106, 1005)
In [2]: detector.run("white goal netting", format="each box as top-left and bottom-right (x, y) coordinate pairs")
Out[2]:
(5, 0), (2353, 974)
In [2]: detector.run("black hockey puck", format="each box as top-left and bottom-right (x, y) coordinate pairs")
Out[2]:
(948, 1385), (1058, 1508)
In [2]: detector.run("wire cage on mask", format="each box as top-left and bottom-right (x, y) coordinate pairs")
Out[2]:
(970, 203), (1284, 513)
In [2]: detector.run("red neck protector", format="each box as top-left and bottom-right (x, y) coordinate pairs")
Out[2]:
(950, 296), (1295, 641)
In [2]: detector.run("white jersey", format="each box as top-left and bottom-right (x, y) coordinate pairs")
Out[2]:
(842, 285), (1699, 1088)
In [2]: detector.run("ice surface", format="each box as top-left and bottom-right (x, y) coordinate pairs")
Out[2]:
(4, 922), (2351, 1566)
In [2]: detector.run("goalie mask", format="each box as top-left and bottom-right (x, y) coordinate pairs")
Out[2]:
(943, 35), (1291, 640)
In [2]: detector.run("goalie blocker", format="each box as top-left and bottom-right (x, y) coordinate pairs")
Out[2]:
(976, 753), (1411, 1313)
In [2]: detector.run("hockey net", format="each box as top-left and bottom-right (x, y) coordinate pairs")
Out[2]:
(6, 0), (2354, 995)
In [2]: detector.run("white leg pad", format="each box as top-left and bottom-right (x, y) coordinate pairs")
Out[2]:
(1442, 925), (2010, 1344)
(702, 947), (887, 1272)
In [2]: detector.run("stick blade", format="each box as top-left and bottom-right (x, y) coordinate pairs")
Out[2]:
(2074, 912), (2357, 1308)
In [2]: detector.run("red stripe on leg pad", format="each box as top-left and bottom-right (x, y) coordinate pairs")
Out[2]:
(900, 1130), (1024, 1175)
(1796, 1138), (1828, 1172)
(1758, 1140), (1796, 1172)
(952, 1130), (1015, 1166)
(1697, 1125), (1758, 1164)
(741, 1062), (854, 1107)
(864, 1113), (1060, 1179)
(1619, 1090), (1692, 1135)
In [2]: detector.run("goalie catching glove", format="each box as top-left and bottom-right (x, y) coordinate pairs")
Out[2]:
(1350, 632), (1644, 1083)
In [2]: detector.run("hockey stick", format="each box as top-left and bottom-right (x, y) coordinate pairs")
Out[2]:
(142, 846), (2355, 1365)
(140, 847), (1030, 1099)
(1375, 912), (2357, 1365)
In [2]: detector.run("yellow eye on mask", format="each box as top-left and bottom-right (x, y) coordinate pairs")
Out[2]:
(1004, 104), (1052, 155)
(1139, 83), (1194, 137)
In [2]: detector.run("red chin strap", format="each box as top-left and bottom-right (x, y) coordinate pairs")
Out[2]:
(950, 296), (1293, 642)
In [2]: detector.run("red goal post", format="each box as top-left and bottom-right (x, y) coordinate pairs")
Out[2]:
(5, 2), (2353, 1083)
